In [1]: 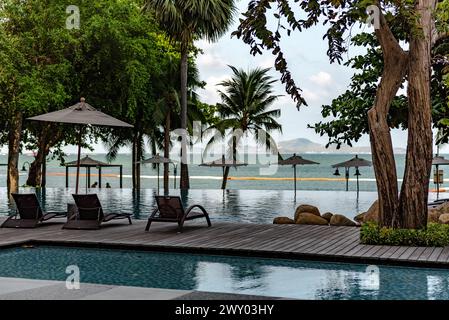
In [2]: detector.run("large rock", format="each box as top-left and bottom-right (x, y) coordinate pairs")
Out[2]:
(294, 204), (320, 221)
(296, 213), (328, 225)
(364, 200), (379, 223)
(330, 214), (357, 227)
(321, 212), (333, 222)
(428, 209), (441, 223)
(273, 217), (295, 224)
(439, 213), (449, 224)
(354, 212), (366, 223)
(436, 202), (449, 214)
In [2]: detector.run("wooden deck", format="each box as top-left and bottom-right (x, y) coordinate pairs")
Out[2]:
(1, 218), (449, 268)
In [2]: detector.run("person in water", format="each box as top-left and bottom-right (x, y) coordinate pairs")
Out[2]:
(105, 182), (111, 188)
(91, 181), (98, 188)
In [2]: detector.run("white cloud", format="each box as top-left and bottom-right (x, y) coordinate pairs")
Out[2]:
(309, 71), (333, 87)
(197, 53), (227, 69)
(258, 57), (275, 69)
(199, 75), (231, 105)
(195, 39), (216, 51)
(302, 88), (321, 102)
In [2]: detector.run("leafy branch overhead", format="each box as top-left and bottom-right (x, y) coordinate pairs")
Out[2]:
(234, 0), (448, 147)
(232, 0), (372, 109)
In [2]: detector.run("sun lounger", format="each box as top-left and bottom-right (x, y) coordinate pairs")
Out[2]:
(63, 194), (132, 230)
(1, 193), (67, 228)
(145, 195), (211, 232)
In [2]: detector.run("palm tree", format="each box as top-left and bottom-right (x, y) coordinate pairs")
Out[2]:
(205, 66), (282, 189)
(144, 0), (236, 190)
(153, 59), (206, 194)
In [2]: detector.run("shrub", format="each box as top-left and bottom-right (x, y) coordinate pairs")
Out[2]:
(360, 222), (449, 247)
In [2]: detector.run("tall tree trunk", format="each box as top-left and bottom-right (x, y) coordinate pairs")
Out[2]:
(26, 125), (59, 187)
(368, 8), (408, 227)
(398, 0), (435, 229)
(180, 44), (190, 190)
(132, 135), (137, 189)
(26, 159), (41, 187)
(221, 167), (230, 190)
(41, 157), (46, 187)
(26, 138), (46, 187)
(221, 138), (238, 190)
(7, 111), (22, 194)
(164, 110), (171, 195)
(136, 132), (142, 190)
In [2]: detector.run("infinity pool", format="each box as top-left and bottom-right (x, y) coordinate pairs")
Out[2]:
(0, 187), (445, 223)
(1, 187), (379, 222)
(2, 245), (449, 300)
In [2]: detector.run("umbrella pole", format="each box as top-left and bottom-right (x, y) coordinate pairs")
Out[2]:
(294, 165), (297, 198)
(222, 166), (225, 190)
(173, 165), (177, 189)
(157, 164), (160, 195)
(437, 164), (440, 201)
(345, 168), (349, 191)
(356, 167), (359, 200)
(75, 128), (82, 194)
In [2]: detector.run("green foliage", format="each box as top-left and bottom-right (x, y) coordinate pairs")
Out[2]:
(360, 222), (449, 247)
(436, 0), (449, 35)
(234, 0), (449, 116)
(310, 29), (449, 148)
(233, 0), (376, 109)
(0, 0), (180, 157)
(144, 0), (237, 46)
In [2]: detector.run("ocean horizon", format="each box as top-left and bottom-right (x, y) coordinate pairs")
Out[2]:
(1, 153), (447, 192)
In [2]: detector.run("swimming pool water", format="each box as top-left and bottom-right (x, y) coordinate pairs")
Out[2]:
(0, 187), (444, 223)
(2, 245), (449, 300)
(1, 187), (380, 222)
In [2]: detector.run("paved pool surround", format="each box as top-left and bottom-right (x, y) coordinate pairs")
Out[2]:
(0, 277), (277, 300)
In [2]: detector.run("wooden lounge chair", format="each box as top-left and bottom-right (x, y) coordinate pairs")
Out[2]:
(62, 194), (132, 230)
(1, 193), (67, 228)
(145, 196), (211, 232)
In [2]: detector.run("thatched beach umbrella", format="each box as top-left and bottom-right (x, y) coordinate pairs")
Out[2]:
(432, 155), (449, 200)
(64, 155), (124, 190)
(199, 155), (247, 189)
(28, 98), (133, 193)
(140, 154), (173, 193)
(277, 153), (319, 198)
(332, 155), (372, 198)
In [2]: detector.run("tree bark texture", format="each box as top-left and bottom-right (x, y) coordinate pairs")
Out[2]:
(398, 0), (436, 229)
(180, 44), (190, 190)
(7, 111), (22, 194)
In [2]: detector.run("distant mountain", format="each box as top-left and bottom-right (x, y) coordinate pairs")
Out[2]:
(277, 138), (406, 154)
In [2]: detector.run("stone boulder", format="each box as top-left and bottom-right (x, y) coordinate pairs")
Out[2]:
(439, 213), (449, 224)
(330, 214), (357, 227)
(294, 204), (320, 221)
(321, 212), (333, 222)
(428, 209), (441, 223)
(296, 213), (328, 225)
(436, 201), (449, 214)
(364, 200), (379, 223)
(273, 217), (295, 224)
(354, 212), (366, 223)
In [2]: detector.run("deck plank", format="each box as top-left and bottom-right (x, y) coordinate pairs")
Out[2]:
(0, 218), (449, 267)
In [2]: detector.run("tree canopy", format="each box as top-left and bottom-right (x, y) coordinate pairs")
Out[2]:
(311, 32), (449, 148)
(234, 0), (449, 229)
(0, 0), (215, 188)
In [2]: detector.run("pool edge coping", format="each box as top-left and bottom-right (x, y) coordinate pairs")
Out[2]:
(5, 238), (449, 270)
